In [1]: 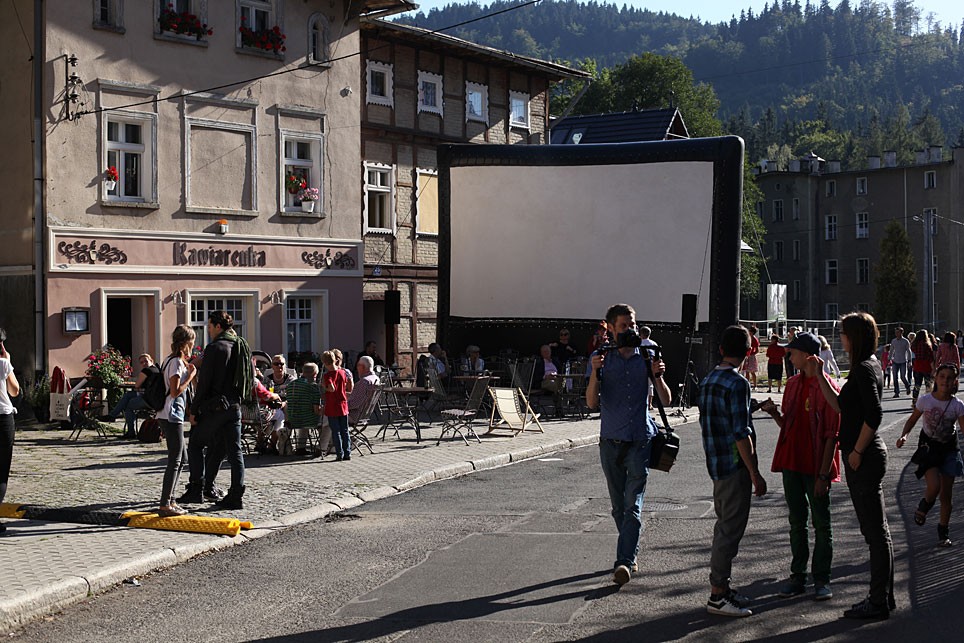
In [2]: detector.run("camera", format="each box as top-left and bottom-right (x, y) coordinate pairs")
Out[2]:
(749, 398), (762, 414)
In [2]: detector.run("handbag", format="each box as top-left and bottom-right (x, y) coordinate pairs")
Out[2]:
(646, 359), (679, 472)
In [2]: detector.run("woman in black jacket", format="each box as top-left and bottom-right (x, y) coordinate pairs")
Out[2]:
(806, 311), (894, 620)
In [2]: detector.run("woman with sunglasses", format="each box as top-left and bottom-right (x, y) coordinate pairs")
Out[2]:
(896, 362), (964, 546)
(805, 311), (894, 619)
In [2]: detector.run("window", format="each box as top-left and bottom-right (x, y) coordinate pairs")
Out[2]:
(825, 215), (837, 240)
(772, 199), (784, 222)
(856, 258), (869, 284)
(792, 239), (800, 262)
(509, 91), (530, 129)
(856, 176), (867, 195)
(925, 170), (936, 189)
(93, 0), (124, 29)
(417, 71), (443, 116)
(415, 169), (438, 236)
(364, 162), (394, 233)
(104, 113), (155, 203)
(240, 0), (272, 32)
(190, 297), (246, 346)
(825, 303), (839, 319)
(366, 61), (393, 108)
(856, 212), (869, 239)
(925, 208), (938, 235)
(465, 81), (488, 123)
(307, 13), (330, 65)
(792, 280), (801, 302)
(286, 297), (313, 353)
(281, 133), (323, 213)
(236, 1), (283, 55)
(755, 201), (764, 218)
(792, 198), (800, 220)
(825, 180), (836, 197)
(773, 240), (784, 262)
(825, 259), (838, 285)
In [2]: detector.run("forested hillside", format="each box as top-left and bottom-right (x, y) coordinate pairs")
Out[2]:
(398, 0), (964, 167)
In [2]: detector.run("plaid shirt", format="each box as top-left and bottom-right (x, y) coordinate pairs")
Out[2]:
(697, 365), (755, 480)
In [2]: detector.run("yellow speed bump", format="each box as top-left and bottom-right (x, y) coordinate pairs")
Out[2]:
(0, 503), (26, 519)
(121, 511), (245, 537)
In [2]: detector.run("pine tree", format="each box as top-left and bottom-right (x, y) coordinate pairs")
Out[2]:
(874, 220), (917, 323)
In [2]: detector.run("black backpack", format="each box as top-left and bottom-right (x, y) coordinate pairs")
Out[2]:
(141, 358), (173, 411)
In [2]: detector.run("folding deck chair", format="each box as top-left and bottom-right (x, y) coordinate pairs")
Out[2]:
(437, 375), (490, 445)
(486, 386), (544, 436)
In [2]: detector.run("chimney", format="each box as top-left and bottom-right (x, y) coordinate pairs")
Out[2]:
(883, 151), (897, 167)
(867, 156), (881, 169)
(929, 145), (943, 163)
(828, 160), (841, 173)
(916, 150), (927, 165)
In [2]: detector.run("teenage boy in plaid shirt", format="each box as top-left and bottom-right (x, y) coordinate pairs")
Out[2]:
(698, 324), (768, 617)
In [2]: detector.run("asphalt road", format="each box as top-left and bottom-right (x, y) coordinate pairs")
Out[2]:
(11, 396), (964, 642)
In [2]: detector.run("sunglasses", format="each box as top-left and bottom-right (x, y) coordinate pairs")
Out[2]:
(272, 362), (285, 366)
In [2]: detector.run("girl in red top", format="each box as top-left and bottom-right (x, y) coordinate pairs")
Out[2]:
(911, 330), (935, 405)
(765, 334), (787, 393)
(322, 350), (353, 461)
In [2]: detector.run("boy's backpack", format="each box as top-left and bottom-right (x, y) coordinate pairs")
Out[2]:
(141, 358), (173, 412)
(137, 417), (163, 443)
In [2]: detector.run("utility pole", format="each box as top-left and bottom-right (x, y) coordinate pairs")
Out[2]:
(915, 211), (934, 328)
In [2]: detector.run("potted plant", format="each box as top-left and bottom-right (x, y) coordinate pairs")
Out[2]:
(239, 18), (286, 53)
(85, 346), (131, 409)
(159, 4), (213, 39)
(298, 187), (319, 212)
(105, 166), (119, 191)
(286, 174), (306, 195)
(24, 374), (51, 423)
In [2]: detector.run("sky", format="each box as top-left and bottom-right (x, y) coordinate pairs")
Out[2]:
(401, 0), (964, 31)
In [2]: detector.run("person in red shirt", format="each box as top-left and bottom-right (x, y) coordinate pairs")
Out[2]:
(765, 334), (787, 393)
(741, 325), (760, 388)
(321, 350), (353, 461)
(759, 332), (841, 601)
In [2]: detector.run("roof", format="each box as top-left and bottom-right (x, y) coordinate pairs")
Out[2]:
(550, 108), (689, 144)
(360, 19), (591, 81)
(349, 0), (419, 19)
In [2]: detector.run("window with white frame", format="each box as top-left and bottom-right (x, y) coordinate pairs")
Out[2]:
(792, 239), (800, 261)
(156, 0), (208, 37)
(856, 176), (867, 195)
(239, 0), (273, 33)
(825, 259), (838, 285)
(856, 212), (869, 238)
(465, 81), (488, 123)
(105, 113), (155, 202)
(236, 0), (283, 54)
(792, 198), (800, 220)
(792, 280), (801, 302)
(856, 257), (869, 284)
(364, 162), (394, 233)
(925, 170), (936, 189)
(825, 303), (839, 319)
(773, 199), (784, 222)
(925, 208), (938, 235)
(93, 0), (124, 29)
(281, 132), (323, 212)
(367, 61), (393, 108)
(825, 214), (837, 240)
(825, 180), (836, 197)
(307, 13), (330, 65)
(774, 240), (783, 262)
(190, 297), (246, 346)
(286, 297), (313, 353)
(415, 169), (438, 236)
(417, 71), (443, 116)
(509, 91), (530, 129)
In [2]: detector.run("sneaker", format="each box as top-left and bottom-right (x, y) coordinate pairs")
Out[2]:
(630, 562), (638, 573)
(157, 504), (188, 517)
(814, 584), (833, 601)
(613, 564), (631, 586)
(203, 486), (226, 501)
(707, 593), (752, 617)
(892, 393), (900, 398)
(844, 598), (889, 620)
(777, 578), (806, 597)
(176, 486), (203, 504)
(343, 455), (351, 461)
(726, 588), (751, 607)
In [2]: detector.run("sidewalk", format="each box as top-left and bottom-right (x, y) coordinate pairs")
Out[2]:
(0, 408), (690, 633)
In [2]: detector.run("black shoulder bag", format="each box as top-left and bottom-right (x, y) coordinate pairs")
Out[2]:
(646, 357), (679, 472)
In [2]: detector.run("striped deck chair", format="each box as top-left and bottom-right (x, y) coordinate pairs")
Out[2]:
(486, 386), (544, 436)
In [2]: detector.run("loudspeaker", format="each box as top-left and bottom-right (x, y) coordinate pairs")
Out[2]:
(681, 294), (697, 330)
(384, 290), (401, 325)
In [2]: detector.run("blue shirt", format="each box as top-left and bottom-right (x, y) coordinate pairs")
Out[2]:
(596, 349), (656, 442)
(697, 365), (755, 480)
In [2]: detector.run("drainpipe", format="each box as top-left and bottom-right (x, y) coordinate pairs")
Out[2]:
(32, 0), (46, 374)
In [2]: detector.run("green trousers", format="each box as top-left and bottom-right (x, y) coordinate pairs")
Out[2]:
(783, 470), (833, 584)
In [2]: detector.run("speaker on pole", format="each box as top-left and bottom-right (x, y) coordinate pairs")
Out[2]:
(384, 290), (401, 325)
(681, 294), (698, 331)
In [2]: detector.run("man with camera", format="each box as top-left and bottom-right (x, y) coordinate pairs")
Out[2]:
(586, 303), (671, 588)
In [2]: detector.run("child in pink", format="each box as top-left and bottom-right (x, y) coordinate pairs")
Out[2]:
(321, 350), (353, 461)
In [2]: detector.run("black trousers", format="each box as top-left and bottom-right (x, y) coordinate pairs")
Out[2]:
(0, 413), (15, 504)
(844, 442), (895, 608)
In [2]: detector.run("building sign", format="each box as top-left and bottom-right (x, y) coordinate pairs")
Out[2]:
(172, 243), (266, 267)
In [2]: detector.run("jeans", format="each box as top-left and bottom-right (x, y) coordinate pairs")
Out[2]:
(206, 407), (244, 491)
(783, 470), (832, 584)
(329, 415), (350, 458)
(159, 419), (187, 505)
(0, 413), (14, 505)
(599, 438), (651, 568)
(109, 390), (150, 434)
(844, 443), (895, 608)
(892, 362), (910, 395)
(710, 467), (752, 589)
(912, 371), (932, 400)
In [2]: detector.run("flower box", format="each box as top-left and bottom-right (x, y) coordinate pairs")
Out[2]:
(159, 5), (213, 39)
(240, 21), (286, 54)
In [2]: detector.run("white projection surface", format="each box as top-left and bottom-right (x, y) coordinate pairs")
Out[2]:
(449, 161), (716, 323)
